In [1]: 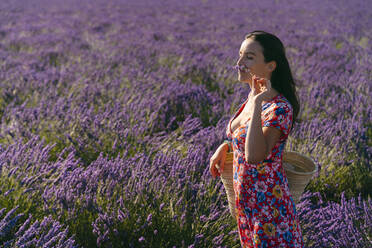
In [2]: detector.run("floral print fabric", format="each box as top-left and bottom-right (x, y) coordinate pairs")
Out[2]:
(226, 93), (304, 248)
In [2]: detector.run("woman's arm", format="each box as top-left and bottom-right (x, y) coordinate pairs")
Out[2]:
(245, 99), (282, 163)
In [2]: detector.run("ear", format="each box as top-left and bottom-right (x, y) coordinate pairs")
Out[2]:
(267, 61), (277, 72)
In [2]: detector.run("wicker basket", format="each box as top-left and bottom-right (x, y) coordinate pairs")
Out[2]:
(216, 152), (236, 219)
(282, 151), (318, 204)
(217, 151), (317, 220)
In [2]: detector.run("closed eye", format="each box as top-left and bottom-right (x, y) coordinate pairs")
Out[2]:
(238, 53), (253, 59)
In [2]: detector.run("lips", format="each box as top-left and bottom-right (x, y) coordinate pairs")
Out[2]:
(234, 65), (250, 73)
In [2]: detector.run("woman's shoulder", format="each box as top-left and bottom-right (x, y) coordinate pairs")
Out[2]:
(275, 95), (293, 111)
(263, 94), (292, 112)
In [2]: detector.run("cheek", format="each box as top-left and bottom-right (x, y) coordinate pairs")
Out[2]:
(252, 63), (266, 73)
(248, 61), (261, 69)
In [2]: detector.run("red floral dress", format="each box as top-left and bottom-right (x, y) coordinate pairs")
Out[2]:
(226, 93), (304, 248)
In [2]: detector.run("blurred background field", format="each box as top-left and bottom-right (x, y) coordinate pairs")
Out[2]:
(0, 0), (371, 247)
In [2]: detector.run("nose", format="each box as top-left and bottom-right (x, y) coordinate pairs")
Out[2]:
(236, 56), (243, 66)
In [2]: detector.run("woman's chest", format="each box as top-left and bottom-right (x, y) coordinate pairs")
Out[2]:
(230, 112), (250, 134)
(230, 102), (254, 134)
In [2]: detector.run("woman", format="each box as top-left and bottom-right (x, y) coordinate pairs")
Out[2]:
(209, 31), (304, 248)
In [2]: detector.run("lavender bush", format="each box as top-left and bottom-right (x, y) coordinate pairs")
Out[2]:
(0, 0), (371, 247)
(0, 205), (77, 247)
(297, 191), (372, 247)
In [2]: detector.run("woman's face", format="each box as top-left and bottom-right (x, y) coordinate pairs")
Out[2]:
(236, 38), (276, 85)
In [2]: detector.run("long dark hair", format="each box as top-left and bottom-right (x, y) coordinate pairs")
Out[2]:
(245, 30), (300, 131)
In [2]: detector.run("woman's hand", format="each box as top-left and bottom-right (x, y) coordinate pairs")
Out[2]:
(251, 75), (275, 103)
(209, 143), (229, 179)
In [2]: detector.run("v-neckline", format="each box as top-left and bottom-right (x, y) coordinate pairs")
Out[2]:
(229, 93), (282, 135)
(229, 98), (249, 135)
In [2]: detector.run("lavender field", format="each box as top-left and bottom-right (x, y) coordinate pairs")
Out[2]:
(0, 0), (371, 247)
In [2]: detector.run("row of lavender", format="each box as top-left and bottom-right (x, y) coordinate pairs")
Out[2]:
(0, 205), (76, 247)
(0, 0), (371, 247)
(1, 136), (370, 247)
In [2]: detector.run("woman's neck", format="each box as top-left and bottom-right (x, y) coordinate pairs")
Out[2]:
(262, 90), (280, 105)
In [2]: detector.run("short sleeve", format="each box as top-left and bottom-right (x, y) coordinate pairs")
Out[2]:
(262, 101), (293, 138)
